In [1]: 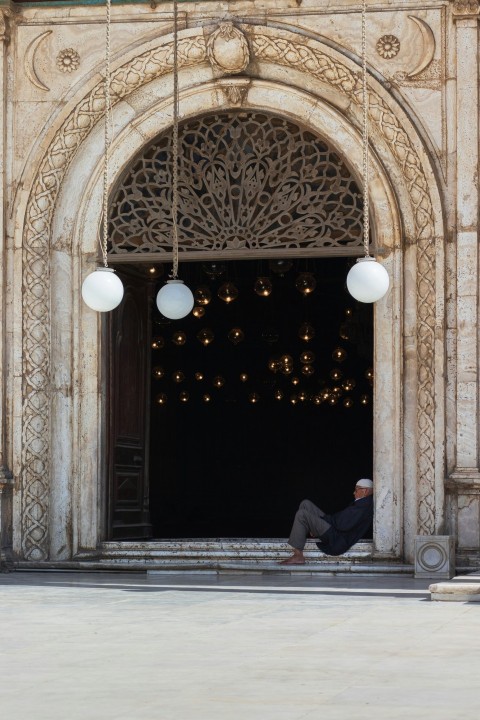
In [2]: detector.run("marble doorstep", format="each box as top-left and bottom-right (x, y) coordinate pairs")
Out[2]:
(73, 539), (413, 573)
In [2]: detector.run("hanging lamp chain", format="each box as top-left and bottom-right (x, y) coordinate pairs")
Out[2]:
(361, 0), (370, 258)
(171, 0), (180, 279)
(102, 1), (366, 267)
(101, 0), (112, 268)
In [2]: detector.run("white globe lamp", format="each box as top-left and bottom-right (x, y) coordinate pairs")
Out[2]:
(156, 279), (194, 320)
(82, 267), (124, 312)
(346, 257), (389, 303)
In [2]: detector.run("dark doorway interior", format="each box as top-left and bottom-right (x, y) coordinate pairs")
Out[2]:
(148, 257), (373, 538)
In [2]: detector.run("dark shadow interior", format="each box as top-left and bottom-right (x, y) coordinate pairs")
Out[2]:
(148, 257), (373, 538)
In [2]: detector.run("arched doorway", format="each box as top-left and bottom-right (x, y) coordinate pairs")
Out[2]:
(106, 110), (373, 540)
(22, 21), (447, 563)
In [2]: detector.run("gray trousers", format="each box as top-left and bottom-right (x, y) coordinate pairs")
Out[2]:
(288, 499), (332, 550)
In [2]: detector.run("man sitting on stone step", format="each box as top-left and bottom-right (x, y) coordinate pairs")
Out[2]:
(279, 479), (374, 565)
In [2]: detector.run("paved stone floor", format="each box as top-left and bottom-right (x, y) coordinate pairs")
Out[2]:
(1, 570), (479, 720)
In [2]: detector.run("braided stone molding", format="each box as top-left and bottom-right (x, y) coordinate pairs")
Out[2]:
(21, 29), (437, 560)
(452, 0), (480, 18)
(21, 35), (206, 560)
(252, 33), (437, 535)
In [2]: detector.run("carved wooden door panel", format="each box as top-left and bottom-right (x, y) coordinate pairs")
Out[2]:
(107, 268), (153, 539)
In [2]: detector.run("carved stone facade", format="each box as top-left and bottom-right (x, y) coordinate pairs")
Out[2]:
(0, 0), (478, 570)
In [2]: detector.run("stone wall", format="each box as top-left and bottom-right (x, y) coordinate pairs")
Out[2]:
(0, 0), (478, 568)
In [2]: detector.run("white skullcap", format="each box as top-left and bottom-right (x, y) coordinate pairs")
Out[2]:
(356, 478), (373, 488)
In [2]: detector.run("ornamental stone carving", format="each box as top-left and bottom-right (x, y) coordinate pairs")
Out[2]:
(206, 23), (250, 74)
(406, 16), (436, 79)
(56, 48), (80, 73)
(0, 9), (10, 43)
(25, 31), (52, 91)
(108, 111), (365, 255)
(221, 81), (249, 105)
(376, 35), (401, 59)
(0, 2), (14, 44)
(452, 0), (480, 17)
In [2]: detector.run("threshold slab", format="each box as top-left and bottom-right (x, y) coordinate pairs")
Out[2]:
(429, 581), (480, 602)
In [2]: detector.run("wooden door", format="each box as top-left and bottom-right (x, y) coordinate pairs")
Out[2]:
(107, 267), (153, 539)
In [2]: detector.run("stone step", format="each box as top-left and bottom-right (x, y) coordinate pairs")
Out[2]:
(68, 539), (413, 574)
(92, 538), (372, 563)
(12, 541), (413, 575)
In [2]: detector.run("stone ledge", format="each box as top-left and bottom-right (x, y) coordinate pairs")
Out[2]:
(429, 582), (480, 602)
(95, 539), (374, 561)
(11, 539), (414, 574)
(14, 559), (414, 575)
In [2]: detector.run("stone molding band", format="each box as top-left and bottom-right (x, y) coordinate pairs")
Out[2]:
(20, 26), (437, 560)
(451, 0), (480, 20)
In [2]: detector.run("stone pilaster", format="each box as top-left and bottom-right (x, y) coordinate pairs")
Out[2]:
(447, 0), (480, 564)
(0, 2), (12, 569)
(0, 5), (9, 461)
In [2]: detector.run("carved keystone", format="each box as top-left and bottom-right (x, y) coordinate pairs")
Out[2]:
(206, 22), (250, 75)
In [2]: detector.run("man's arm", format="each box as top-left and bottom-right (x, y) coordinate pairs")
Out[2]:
(331, 501), (371, 533)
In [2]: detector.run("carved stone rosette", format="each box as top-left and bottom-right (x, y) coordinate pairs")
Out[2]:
(20, 27), (438, 560)
(56, 48), (80, 73)
(376, 35), (401, 59)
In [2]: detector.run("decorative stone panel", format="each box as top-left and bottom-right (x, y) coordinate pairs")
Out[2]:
(414, 535), (455, 579)
(108, 111), (365, 256)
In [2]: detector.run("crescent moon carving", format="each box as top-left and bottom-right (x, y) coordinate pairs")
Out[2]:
(25, 31), (52, 92)
(406, 16), (435, 79)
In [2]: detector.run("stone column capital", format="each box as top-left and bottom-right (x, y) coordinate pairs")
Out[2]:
(0, 5), (12, 45)
(451, 0), (480, 21)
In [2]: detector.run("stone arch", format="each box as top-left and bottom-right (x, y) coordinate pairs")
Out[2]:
(18, 24), (445, 562)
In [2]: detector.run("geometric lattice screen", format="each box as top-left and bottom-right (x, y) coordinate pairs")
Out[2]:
(108, 111), (365, 256)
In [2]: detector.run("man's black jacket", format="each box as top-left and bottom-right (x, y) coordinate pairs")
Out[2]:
(316, 494), (373, 556)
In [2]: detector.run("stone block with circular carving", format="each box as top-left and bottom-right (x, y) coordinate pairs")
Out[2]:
(414, 536), (455, 579)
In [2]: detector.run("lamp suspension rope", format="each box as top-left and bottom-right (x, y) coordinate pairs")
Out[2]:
(80, 0), (124, 312)
(102, 0), (112, 268)
(171, 0), (180, 279)
(344, 0), (390, 303)
(361, 0), (370, 258)
(154, 1), (194, 319)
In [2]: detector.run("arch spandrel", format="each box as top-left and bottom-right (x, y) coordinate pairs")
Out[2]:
(19, 24), (444, 562)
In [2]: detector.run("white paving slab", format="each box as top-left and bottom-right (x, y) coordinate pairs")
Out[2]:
(1, 571), (479, 720)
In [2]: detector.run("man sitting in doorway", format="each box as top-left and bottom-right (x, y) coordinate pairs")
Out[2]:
(279, 479), (374, 564)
